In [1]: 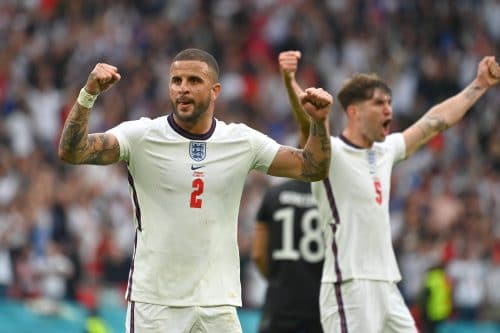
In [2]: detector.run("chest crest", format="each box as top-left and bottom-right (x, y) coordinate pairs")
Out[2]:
(189, 141), (206, 161)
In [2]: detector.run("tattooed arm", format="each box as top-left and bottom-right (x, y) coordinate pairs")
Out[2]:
(268, 87), (332, 182)
(58, 105), (120, 165)
(403, 56), (500, 158)
(58, 63), (122, 165)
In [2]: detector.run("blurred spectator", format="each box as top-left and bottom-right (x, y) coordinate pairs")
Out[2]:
(419, 263), (453, 333)
(85, 308), (111, 333)
(97, 224), (130, 288)
(0, 1), (497, 328)
(0, 233), (13, 298)
(25, 62), (63, 150)
(446, 238), (487, 321)
(482, 239), (500, 322)
(12, 244), (38, 299)
(33, 241), (74, 301)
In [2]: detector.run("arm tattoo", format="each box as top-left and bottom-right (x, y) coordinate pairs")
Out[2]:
(464, 84), (482, 100)
(301, 149), (329, 181)
(311, 122), (331, 152)
(59, 104), (119, 165)
(301, 121), (331, 181)
(84, 134), (120, 164)
(416, 114), (449, 144)
(59, 104), (90, 154)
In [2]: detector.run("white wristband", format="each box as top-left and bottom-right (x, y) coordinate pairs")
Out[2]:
(77, 88), (98, 108)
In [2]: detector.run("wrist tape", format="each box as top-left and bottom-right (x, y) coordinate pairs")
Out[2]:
(77, 88), (98, 108)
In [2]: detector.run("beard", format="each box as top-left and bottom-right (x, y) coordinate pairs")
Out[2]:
(171, 95), (211, 124)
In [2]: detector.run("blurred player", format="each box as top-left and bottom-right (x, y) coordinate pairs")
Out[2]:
(279, 50), (500, 333)
(252, 65), (324, 333)
(252, 177), (324, 333)
(58, 48), (333, 333)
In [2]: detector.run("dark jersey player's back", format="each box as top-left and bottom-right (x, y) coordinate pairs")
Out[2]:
(256, 179), (324, 332)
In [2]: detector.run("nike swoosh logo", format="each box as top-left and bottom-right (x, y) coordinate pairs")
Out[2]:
(191, 165), (205, 170)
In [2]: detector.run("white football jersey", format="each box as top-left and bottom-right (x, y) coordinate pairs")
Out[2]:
(107, 114), (280, 307)
(311, 134), (406, 283)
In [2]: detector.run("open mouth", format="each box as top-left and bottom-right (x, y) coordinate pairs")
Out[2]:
(382, 119), (392, 135)
(177, 98), (194, 108)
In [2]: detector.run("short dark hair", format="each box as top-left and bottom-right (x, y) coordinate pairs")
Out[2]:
(337, 73), (391, 110)
(172, 48), (220, 81)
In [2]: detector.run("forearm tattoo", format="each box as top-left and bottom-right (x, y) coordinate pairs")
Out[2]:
(60, 104), (90, 152)
(301, 149), (329, 181)
(311, 122), (331, 153)
(301, 121), (330, 181)
(464, 83), (483, 100)
(59, 104), (119, 164)
(416, 114), (449, 145)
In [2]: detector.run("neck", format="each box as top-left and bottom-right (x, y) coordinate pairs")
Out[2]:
(174, 116), (212, 134)
(172, 106), (215, 135)
(168, 113), (216, 140)
(342, 126), (373, 148)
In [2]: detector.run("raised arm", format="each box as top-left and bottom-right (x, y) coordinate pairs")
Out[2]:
(267, 87), (332, 182)
(403, 56), (500, 157)
(58, 63), (122, 165)
(279, 50), (310, 147)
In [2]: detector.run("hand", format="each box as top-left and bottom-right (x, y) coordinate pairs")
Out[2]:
(279, 50), (301, 82)
(299, 87), (333, 122)
(84, 63), (121, 95)
(476, 56), (500, 88)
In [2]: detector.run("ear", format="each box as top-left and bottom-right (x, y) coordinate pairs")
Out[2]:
(346, 104), (357, 119)
(211, 83), (221, 100)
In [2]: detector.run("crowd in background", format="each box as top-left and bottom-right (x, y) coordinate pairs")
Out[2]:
(0, 0), (499, 327)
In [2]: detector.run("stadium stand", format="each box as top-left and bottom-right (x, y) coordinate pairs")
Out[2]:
(0, 1), (499, 332)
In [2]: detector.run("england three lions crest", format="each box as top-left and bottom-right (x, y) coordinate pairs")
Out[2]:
(189, 141), (206, 162)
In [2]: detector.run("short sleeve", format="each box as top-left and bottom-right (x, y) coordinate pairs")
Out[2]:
(385, 133), (406, 164)
(106, 117), (152, 163)
(247, 128), (281, 172)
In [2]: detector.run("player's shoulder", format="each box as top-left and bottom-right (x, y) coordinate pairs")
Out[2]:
(108, 116), (159, 138)
(373, 132), (405, 153)
(214, 118), (266, 139)
(215, 119), (253, 133)
(331, 135), (357, 153)
(119, 116), (161, 130)
(331, 133), (403, 151)
(379, 133), (403, 146)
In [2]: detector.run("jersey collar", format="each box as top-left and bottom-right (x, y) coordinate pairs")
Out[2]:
(167, 113), (216, 140)
(339, 134), (365, 149)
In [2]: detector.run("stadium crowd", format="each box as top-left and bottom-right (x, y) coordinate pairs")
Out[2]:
(0, 0), (499, 328)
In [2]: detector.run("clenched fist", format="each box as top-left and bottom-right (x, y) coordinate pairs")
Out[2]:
(85, 63), (121, 95)
(477, 56), (500, 88)
(279, 51), (301, 82)
(299, 87), (333, 122)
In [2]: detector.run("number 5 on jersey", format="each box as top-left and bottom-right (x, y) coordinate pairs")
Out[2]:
(373, 178), (382, 205)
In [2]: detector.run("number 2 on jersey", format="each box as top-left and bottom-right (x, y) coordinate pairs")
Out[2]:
(190, 178), (204, 208)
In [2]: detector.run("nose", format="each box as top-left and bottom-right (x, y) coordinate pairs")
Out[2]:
(383, 103), (392, 116)
(179, 79), (190, 93)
